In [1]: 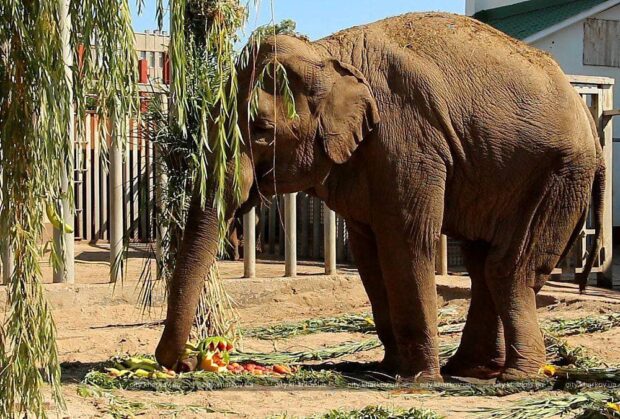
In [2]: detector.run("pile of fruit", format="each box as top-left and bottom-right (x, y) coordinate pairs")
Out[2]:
(104, 336), (294, 380)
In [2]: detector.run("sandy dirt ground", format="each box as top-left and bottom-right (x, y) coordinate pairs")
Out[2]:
(2, 242), (620, 418)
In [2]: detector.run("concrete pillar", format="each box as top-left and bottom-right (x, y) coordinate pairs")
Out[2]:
(435, 235), (448, 276)
(284, 193), (297, 277)
(324, 205), (336, 275)
(243, 207), (256, 278)
(53, 0), (75, 284)
(109, 121), (124, 283)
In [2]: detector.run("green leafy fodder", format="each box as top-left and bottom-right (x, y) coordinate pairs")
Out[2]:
(469, 390), (620, 419)
(308, 406), (444, 419)
(84, 369), (347, 392)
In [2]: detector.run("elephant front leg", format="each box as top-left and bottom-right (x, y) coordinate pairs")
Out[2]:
(374, 219), (442, 382)
(347, 221), (398, 371)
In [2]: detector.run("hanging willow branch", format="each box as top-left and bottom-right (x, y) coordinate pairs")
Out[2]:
(0, 0), (137, 417)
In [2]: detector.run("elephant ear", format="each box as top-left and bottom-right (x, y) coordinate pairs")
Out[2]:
(317, 60), (380, 164)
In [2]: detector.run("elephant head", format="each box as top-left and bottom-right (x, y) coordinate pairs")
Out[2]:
(155, 35), (380, 369)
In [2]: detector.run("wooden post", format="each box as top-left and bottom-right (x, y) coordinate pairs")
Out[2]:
(312, 198), (321, 258)
(324, 205), (336, 274)
(435, 235), (448, 276)
(53, 0), (75, 284)
(243, 207), (256, 278)
(284, 193), (297, 277)
(109, 118), (124, 283)
(598, 84), (614, 287)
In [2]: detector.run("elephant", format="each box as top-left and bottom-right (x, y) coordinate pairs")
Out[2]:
(155, 13), (605, 382)
(224, 207), (263, 261)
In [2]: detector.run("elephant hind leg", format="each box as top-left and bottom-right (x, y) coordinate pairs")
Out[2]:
(442, 240), (505, 379)
(487, 176), (590, 381)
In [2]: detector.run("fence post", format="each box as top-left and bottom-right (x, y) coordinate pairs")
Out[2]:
(598, 84), (614, 287)
(109, 119), (124, 283)
(324, 205), (336, 274)
(243, 207), (256, 278)
(155, 145), (168, 279)
(435, 235), (448, 276)
(285, 193), (297, 277)
(53, 0), (75, 284)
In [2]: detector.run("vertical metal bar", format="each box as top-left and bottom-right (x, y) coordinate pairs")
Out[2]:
(323, 204), (336, 274)
(53, 0), (75, 283)
(312, 198), (321, 258)
(284, 193), (297, 277)
(268, 196), (276, 254)
(336, 216), (345, 262)
(109, 117), (124, 283)
(155, 144), (168, 279)
(299, 193), (309, 258)
(243, 207), (256, 278)
(278, 196), (285, 257)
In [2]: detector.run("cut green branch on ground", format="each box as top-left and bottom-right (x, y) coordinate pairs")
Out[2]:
(305, 406), (444, 419)
(469, 390), (620, 418)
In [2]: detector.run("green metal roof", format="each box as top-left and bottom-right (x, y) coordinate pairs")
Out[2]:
(473, 0), (612, 40)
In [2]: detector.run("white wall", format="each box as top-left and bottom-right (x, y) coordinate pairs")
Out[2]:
(533, 5), (620, 224)
(465, 0), (523, 15)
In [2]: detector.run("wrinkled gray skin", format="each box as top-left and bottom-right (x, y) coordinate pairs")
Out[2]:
(156, 13), (604, 382)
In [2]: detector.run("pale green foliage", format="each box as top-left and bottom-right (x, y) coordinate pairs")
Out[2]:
(0, 0), (136, 417)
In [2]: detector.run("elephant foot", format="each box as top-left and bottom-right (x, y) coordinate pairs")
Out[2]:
(441, 358), (504, 380)
(497, 365), (542, 382)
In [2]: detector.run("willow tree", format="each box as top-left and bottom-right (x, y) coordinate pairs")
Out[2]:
(0, 0), (137, 417)
(0, 0), (279, 415)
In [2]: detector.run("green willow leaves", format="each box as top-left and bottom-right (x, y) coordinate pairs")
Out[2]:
(0, 0), (137, 417)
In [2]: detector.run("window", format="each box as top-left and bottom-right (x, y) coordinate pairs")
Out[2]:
(139, 50), (147, 60)
(158, 52), (165, 68)
(149, 51), (156, 67)
(584, 18), (620, 68)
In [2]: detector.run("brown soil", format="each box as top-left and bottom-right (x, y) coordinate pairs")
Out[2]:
(2, 242), (620, 418)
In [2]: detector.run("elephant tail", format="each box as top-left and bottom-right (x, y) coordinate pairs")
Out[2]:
(576, 162), (605, 293)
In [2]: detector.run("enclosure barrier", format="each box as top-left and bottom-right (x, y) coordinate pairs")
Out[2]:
(4, 76), (612, 286)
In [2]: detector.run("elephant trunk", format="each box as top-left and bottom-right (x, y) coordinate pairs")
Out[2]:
(155, 157), (253, 369)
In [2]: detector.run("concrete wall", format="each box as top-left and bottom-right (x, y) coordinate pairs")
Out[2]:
(532, 5), (620, 224)
(465, 0), (523, 15)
